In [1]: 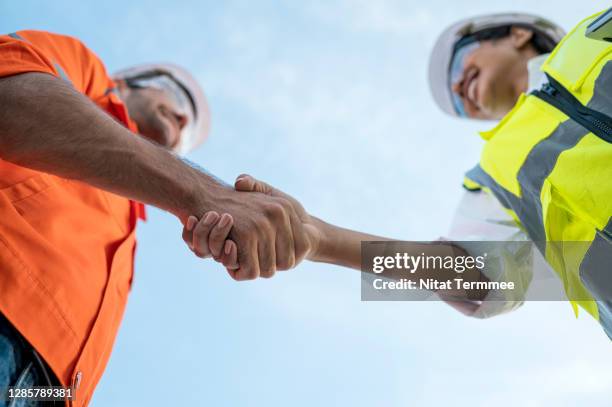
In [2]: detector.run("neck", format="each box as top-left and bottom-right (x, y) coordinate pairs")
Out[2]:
(513, 47), (540, 96)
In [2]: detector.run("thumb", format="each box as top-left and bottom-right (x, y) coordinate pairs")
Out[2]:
(235, 174), (303, 211)
(235, 174), (274, 195)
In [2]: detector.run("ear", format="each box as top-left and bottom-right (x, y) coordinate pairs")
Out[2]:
(509, 26), (534, 49)
(114, 78), (128, 90)
(113, 79), (133, 101)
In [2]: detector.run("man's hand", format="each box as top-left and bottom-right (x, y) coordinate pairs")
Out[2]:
(182, 212), (240, 270)
(183, 174), (322, 279)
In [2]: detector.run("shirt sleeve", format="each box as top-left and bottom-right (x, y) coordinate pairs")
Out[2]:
(0, 31), (115, 100)
(443, 190), (536, 319)
(0, 33), (56, 79)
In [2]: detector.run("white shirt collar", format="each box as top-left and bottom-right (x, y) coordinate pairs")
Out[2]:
(527, 53), (550, 93)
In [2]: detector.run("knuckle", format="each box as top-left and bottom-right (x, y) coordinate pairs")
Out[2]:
(193, 224), (210, 241)
(263, 203), (284, 219)
(238, 266), (258, 280)
(287, 256), (296, 270)
(276, 197), (292, 212)
(208, 226), (220, 237)
(276, 256), (291, 271)
(209, 233), (223, 247)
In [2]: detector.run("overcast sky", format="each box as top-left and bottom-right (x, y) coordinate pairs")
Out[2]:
(4, 1), (612, 406)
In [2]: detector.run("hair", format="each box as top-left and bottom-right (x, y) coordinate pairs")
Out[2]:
(457, 25), (558, 55)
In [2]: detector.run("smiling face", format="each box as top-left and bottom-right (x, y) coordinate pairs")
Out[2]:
(451, 27), (539, 120)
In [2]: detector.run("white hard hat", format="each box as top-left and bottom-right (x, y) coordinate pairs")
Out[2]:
(113, 63), (211, 154)
(428, 13), (566, 118)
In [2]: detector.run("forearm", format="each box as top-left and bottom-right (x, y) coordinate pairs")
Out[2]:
(309, 217), (487, 297)
(0, 72), (221, 221)
(310, 218), (459, 276)
(309, 217), (391, 270)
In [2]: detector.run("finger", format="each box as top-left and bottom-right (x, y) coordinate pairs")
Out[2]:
(182, 215), (199, 249)
(235, 174), (273, 195)
(220, 240), (239, 270)
(441, 299), (479, 317)
(209, 213), (234, 259)
(226, 268), (239, 280)
(186, 216), (197, 231)
(192, 211), (219, 258)
(234, 241), (260, 281)
(274, 207), (294, 271)
(258, 236), (276, 278)
(289, 209), (308, 265)
(234, 174), (259, 192)
(236, 175), (296, 205)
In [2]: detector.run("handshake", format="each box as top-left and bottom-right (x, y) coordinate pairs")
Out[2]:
(181, 174), (324, 280)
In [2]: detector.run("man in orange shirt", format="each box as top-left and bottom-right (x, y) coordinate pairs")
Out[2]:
(0, 30), (315, 406)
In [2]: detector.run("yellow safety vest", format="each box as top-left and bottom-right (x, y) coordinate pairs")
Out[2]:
(464, 10), (612, 338)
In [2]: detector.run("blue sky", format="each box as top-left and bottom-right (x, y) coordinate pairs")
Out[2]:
(3, 1), (612, 406)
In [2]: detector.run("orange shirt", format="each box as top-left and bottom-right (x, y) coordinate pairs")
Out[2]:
(0, 30), (145, 406)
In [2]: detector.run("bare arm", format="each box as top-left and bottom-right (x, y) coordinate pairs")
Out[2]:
(309, 217), (389, 269)
(0, 73), (310, 279)
(0, 72), (216, 220)
(310, 218), (478, 284)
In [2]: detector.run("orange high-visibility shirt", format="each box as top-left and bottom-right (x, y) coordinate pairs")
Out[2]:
(0, 30), (146, 406)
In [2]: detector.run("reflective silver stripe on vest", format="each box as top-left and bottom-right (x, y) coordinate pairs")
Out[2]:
(104, 87), (118, 96)
(7, 31), (73, 87)
(53, 62), (73, 87)
(575, 64), (612, 336)
(517, 118), (589, 242)
(580, 219), (612, 339)
(8, 32), (25, 41)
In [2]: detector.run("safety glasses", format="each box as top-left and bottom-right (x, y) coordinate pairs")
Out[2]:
(126, 73), (197, 150)
(448, 41), (480, 117)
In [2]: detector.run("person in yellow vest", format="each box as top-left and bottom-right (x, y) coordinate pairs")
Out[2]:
(188, 10), (612, 339)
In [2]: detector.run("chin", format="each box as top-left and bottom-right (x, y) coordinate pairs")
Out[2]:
(477, 96), (503, 120)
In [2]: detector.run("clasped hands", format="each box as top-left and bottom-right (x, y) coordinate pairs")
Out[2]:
(182, 175), (320, 280)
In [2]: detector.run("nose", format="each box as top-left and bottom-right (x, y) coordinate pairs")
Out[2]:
(167, 112), (188, 149)
(452, 80), (467, 105)
(174, 112), (188, 131)
(452, 81), (461, 95)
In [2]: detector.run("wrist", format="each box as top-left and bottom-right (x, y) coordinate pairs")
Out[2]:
(307, 216), (335, 263)
(180, 174), (230, 223)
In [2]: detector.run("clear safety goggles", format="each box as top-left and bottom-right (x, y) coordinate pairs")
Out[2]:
(448, 41), (480, 117)
(448, 26), (514, 117)
(125, 73), (197, 151)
